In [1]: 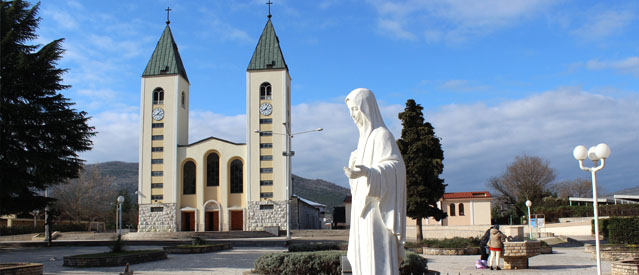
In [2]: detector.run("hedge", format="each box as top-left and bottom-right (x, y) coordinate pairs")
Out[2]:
(406, 237), (480, 249)
(591, 218), (610, 239)
(608, 217), (639, 244)
(253, 250), (427, 275)
(288, 242), (348, 252)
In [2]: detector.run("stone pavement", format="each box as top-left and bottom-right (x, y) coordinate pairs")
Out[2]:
(0, 246), (285, 274)
(426, 247), (612, 275)
(0, 244), (614, 274)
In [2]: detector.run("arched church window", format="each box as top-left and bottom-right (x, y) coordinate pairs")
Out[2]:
(181, 91), (185, 108)
(183, 161), (196, 195)
(260, 82), (272, 100)
(459, 203), (465, 216)
(153, 88), (164, 105)
(449, 203), (456, 216)
(207, 153), (219, 187)
(230, 159), (243, 193)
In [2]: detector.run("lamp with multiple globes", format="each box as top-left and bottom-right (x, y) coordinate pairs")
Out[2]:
(573, 143), (610, 275)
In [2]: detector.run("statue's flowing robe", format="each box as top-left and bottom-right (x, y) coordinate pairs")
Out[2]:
(346, 88), (407, 275)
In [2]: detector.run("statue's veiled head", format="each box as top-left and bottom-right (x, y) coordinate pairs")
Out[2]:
(345, 88), (386, 134)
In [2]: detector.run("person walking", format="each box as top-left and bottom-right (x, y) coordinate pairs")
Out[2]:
(477, 225), (494, 268)
(488, 224), (507, 270)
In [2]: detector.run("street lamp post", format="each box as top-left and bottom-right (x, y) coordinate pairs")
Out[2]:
(255, 125), (322, 240)
(525, 200), (533, 240)
(117, 196), (125, 236)
(573, 143), (610, 275)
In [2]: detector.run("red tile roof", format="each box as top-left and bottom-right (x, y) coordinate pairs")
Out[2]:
(443, 191), (491, 199)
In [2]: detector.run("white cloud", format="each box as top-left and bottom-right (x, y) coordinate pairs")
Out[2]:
(42, 8), (78, 30)
(196, 8), (252, 43)
(572, 9), (635, 40)
(429, 87), (639, 192)
(368, 0), (555, 42)
(378, 19), (417, 40)
(189, 111), (247, 144)
(585, 57), (639, 76)
(81, 88), (639, 193)
(80, 108), (140, 163)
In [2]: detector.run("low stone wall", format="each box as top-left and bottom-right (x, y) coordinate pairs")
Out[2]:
(63, 250), (167, 267)
(422, 247), (480, 255)
(0, 263), (43, 275)
(585, 245), (639, 261)
(163, 243), (232, 254)
(612, 258), (639, 275)
(503, 241), (541, 270)
(600, 251), (639, 261)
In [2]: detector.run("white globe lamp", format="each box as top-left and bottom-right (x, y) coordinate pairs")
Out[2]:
(595, 143), (610, 159)
(573, 145), (587, 161)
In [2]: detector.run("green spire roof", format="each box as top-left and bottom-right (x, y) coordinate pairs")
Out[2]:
(248, 19), (288, 71)
(143, 25), (189, 82)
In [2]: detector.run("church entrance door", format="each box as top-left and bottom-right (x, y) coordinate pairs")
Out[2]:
(181, 211), (195, 231)
(230, 210), (243, 231)
(205, 211), (219, 231)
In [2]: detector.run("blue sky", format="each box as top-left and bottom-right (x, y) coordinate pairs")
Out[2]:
(34, 0), (638, 193)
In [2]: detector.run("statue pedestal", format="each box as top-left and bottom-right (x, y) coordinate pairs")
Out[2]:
(503, 240), (541, 269)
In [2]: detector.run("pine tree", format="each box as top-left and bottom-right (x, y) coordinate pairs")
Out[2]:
(397, 99), (446, 241)
(0, 0), (95, 215)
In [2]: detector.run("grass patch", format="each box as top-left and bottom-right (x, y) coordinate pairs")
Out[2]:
(69, 250), (163, 258)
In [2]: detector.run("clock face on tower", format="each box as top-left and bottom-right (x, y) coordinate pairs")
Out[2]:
(152, 108), (164, 121)
(259, 103), (273, 116)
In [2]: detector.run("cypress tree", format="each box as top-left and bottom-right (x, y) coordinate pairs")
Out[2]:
(397, 99), (446, 241)
(0, 0), (95, 215)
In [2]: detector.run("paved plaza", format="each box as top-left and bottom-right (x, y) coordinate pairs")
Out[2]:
(427, 247), (612, 274)
(0, 246), (286, 275)
(1, 244), (615, 275)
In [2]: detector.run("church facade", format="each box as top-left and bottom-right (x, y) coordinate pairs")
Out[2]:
(137, 16), (291, 232)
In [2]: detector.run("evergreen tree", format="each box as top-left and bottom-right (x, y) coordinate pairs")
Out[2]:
(0, 0), (95, 215)
(397, 99), (446, 241)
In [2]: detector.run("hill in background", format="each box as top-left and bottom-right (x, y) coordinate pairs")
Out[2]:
(88, 162), (350, 211)
(88, 161), (138, 193)
(292, 175), (350, 212)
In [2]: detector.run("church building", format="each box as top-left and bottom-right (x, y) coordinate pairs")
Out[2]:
(137, 12), (291, 232)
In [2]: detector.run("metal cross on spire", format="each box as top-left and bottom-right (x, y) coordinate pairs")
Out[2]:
(165, 6), (172, 25)
(266, 0), (272, 18)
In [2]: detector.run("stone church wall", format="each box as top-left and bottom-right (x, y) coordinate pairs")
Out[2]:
(247, 200), (287, 231)
(138, 203), (177, 232)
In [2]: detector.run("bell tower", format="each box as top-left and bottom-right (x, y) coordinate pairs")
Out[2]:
(138, 18), (190, 232)
(245, 18), (291, 231)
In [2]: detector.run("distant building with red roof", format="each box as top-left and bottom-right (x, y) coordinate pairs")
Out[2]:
(405, 191), (492, 229)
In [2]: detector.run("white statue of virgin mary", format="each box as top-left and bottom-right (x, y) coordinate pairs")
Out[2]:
(343, 88), (407, 275)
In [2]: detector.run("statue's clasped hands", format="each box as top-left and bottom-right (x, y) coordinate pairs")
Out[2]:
(344, 165), (369, 179)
